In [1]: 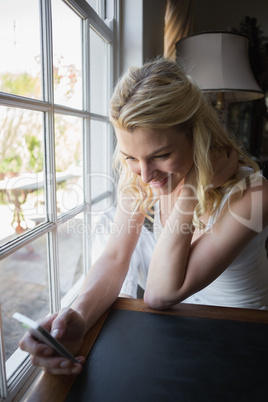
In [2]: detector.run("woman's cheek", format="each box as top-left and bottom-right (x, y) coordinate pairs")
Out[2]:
(165, 161), (183, 173)
(127, 161), (139, 175)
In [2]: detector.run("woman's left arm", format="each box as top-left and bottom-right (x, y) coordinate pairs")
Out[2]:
(144, 175), (268, 309)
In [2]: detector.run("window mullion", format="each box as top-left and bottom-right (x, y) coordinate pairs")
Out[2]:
(83, 18), (91, 274)
(98, 0), (105, 20)
(47, 229), (61, 313)
(106, 39), (112, 177)
(83, 117), (91, 275)
(0, 308), (8, 399)
(106, 32), (115, 207)
(45, 111), (61, 313)
(41, 0), (54, 104)
(42, 0), (61, 312)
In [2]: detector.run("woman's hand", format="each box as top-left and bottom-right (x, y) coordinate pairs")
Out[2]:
(210, 148), (239, 188)
(19, 308), (86, 375)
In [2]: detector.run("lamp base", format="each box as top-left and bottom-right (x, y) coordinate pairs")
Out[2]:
(215, 92), (225, 110)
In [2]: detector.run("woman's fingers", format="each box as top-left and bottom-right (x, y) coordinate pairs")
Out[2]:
(19, 331), (54, 357)
(19, 308), (86, 374)
(31, 355), (85, 375)
(20, 328), (85, 375)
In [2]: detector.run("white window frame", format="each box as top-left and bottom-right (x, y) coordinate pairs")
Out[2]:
(0, 0), (118, 400)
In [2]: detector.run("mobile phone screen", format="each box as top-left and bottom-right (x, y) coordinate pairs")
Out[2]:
(13, 312), (78, 363)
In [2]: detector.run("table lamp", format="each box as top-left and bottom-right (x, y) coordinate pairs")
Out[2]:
(176, 31), (264, 109)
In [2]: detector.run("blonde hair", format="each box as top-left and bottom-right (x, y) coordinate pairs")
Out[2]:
(110, 58), (259, 227)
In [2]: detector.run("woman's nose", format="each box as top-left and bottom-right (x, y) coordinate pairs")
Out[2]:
(139, 162), (154, 183)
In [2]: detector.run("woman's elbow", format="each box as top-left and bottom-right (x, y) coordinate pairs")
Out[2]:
(143, 290), (174, 310)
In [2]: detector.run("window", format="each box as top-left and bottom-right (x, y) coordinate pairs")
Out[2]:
(0, 0), (117, 399)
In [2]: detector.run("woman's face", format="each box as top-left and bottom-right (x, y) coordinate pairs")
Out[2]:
(115, 126), (194, 195)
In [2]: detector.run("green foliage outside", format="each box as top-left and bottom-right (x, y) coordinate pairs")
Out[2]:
(0, 71), (41, 99)
(0, 61), (82, 210)
(0, 71), (43, 179)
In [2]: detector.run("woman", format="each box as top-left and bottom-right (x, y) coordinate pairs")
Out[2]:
(20, 58), (268, 375)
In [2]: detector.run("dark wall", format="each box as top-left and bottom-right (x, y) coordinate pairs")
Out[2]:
(192, 0), (268, 37)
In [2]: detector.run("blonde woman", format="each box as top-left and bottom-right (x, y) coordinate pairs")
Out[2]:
(20, 58), (268, 375)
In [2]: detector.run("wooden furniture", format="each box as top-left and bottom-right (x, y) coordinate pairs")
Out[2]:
(25, 298), (268, 402)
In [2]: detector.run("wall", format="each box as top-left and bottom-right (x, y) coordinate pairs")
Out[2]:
(143, 0), (166, 62)
(192, 0), (268, 37)
(120, 0), (165, 73)
(192, 0), (268, 158)
(120, 0), (268, 75)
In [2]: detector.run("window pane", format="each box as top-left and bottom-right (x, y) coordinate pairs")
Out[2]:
(52, 0), (83, 109)
(0, 0), (42, 99)
(0, 236), (49, 361)
(90, 28), (108, 115)
(55, 114), (83, 215)
(86, 0), (99, 14)
(90, 120), (112, 201)
(0, 107), (45, 246)
(58, 215), (84, 304)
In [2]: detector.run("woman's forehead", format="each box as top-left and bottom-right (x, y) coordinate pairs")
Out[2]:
(115, 126), (189, 156)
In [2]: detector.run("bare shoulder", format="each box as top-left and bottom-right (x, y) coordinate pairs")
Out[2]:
(226, 173), (268, 230)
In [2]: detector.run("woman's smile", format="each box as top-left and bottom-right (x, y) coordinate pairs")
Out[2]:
(150, 174), (171, 189)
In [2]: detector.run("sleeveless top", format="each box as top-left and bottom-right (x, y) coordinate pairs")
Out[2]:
(153, 168), (268, 309)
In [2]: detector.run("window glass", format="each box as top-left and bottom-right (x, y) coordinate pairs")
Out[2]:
(58, 215), (84, 303)
(90, 28), (108, 115)
(0, 107), (45, 246)
(86, 0), (99, 13)
(0, 0), (42, 99)
(52, 0), (83, 109)
(90, 120), (111, 200)
(55, 114), (83, 215)
(0, 0), (115, 395)
(0, 236), (49, 361)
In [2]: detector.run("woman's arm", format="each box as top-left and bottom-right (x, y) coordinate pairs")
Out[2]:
(144, 175), (197, 308)
(144, 174), (268, 310)
(71, 204), (144, 333)
(20, 197), (145, 374)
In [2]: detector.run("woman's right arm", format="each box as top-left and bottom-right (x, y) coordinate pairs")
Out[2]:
(19, 197), (145, 375)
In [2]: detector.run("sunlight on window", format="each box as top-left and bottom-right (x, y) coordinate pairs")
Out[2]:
(90, 28), (108, 115)
(0, 107), (45, 245)
(90, 119), (111, 201)
(0, 0), (114, 395)
(0, 0), (42, 99)
(58, 216), (84, 303)
(55, 114), (83, 215)
(0, 235), (49, 361)
(52, 0), (83, 109)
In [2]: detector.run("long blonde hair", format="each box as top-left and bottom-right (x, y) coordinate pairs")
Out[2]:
(110, 58), (259, 227)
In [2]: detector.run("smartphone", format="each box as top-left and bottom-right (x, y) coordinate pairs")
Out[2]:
(13, 312), (79, 363)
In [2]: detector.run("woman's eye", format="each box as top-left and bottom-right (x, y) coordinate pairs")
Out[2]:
(154, 153), (170, 159)
(125, 156), (135, 161)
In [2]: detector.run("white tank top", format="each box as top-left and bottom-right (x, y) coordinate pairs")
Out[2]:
(153, 168), (268, 309)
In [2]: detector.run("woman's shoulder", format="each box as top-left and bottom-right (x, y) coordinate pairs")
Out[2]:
(223, 165), (266, 196)
(208, 166), (268, 230)
(226, 167), (268, 231)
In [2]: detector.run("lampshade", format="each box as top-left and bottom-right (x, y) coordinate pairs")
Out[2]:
(176, 31), (264, 103)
